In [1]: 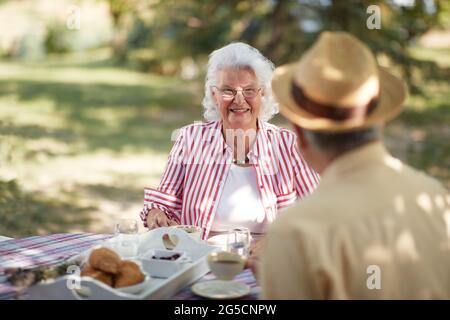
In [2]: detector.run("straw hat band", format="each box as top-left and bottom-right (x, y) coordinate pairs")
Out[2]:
(291, 82), (379, 121)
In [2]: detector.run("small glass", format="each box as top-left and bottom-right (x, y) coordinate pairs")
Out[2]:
(114, 218), (139, 259)
(226, 227), (251, 258)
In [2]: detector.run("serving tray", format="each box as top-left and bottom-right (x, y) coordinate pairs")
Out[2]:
(27, 227), (218, 300)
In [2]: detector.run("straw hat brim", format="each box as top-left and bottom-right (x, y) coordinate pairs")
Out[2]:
(272, 63), (408, 132)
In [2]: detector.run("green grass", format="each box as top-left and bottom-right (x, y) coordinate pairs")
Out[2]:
(0, 51), (203, 237)
(0, 47), (448, 238)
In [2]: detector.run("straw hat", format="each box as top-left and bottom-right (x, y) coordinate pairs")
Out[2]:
(272, 31), (407, 132)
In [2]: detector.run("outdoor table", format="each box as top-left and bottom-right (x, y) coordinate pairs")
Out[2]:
(0, 233), (260, 300)
(0, 236), (12, 243)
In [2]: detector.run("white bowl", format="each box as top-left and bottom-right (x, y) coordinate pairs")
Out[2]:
(140, 249), (190, 278)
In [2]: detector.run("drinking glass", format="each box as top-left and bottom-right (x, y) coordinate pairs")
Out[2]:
(226, 227), (251, 258)
(114, 218), (139, 258)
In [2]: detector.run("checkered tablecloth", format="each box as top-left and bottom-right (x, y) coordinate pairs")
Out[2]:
(0, 233), (260, 300)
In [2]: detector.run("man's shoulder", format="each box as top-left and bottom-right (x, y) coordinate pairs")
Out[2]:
(270, 195), (330, 235)
(401, 162), (447, 192)
(270, 181), (362, 237)
(270, 162), (450, 236)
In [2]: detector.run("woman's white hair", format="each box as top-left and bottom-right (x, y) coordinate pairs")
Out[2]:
(202, 42), (279, 122)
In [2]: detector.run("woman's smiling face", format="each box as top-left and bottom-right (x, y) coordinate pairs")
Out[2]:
(213, 68), (262, 131)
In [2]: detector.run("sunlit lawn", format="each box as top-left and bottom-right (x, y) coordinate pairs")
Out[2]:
(0, 50), (203, 237)
(0, 47), (448, 238)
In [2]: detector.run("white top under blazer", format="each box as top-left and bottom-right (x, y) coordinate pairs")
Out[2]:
(211, 164), (268, 234)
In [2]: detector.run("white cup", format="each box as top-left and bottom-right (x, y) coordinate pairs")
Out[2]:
(207, 251), (246, 281)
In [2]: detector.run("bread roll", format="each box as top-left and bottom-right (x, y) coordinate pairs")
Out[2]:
(88, 247), (121, 274)
(80, 264), (114, 287)
(114, 260), (145, 288)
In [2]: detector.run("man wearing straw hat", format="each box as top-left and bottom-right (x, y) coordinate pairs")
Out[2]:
(260, 31), (450, 299)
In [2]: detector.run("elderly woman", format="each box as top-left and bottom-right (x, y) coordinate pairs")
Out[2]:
(140, 42), (319, 250)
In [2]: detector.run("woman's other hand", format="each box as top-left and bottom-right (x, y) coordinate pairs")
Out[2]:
(146, 209), (178, 229)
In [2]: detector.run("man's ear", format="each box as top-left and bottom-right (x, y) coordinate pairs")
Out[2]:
(292, 124), (308, 150)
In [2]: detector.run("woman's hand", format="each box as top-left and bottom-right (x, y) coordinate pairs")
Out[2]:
(146, 209), (178, 230)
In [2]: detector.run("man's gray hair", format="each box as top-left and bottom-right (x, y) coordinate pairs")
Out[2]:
(202, 42), (279, 122)
(303, 126), (381, 158)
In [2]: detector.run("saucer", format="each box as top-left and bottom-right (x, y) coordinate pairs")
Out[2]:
(191, 280), (250, 299)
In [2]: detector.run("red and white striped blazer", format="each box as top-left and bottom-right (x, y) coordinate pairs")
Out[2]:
(140, 120), (319, 239)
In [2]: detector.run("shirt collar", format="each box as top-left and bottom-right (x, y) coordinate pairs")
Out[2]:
(249, 120), (270, 160)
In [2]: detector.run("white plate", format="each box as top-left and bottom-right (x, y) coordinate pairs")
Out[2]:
(191, 280), (250, 299)
(139, 249), (190, 279)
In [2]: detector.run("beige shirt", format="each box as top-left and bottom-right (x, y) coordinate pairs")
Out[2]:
(260, 142), (450, 299)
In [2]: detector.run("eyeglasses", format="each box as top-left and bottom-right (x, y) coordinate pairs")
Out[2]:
(212, 86), (261, 100)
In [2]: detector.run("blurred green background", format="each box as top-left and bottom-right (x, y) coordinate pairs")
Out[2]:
(0, 0), (449, 237)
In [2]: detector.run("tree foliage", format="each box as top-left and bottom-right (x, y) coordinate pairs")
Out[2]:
(108, 0), (448, 92)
